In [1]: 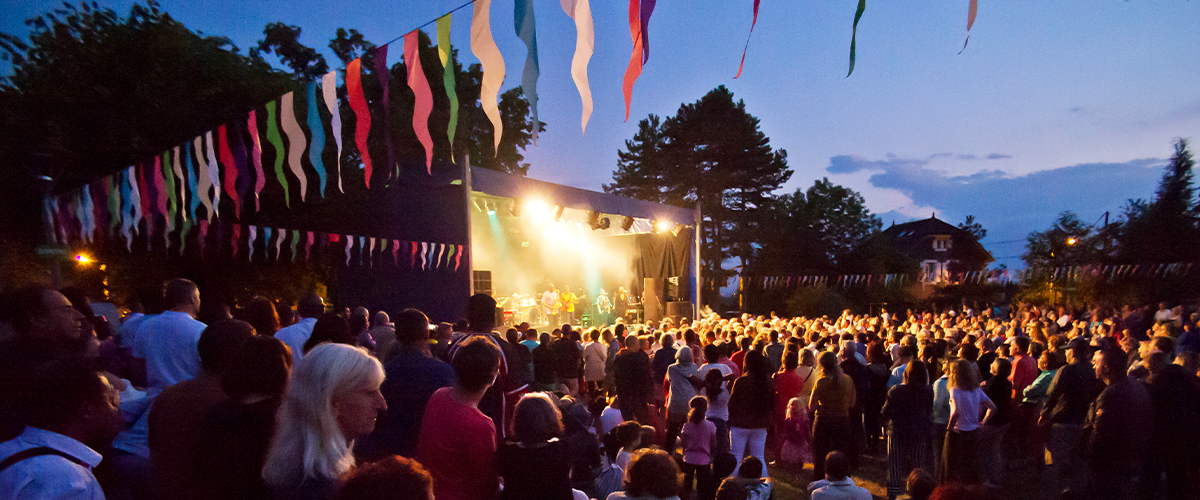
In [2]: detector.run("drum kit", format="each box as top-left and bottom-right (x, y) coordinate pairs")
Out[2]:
(499, 294), (543, 326)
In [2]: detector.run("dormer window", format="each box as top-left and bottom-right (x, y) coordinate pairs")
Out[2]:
(933, 236), (951, 252)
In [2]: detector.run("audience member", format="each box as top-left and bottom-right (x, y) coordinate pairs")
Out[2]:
(498, 392), (573, 500)
(333, 455), (433, 500)
(275, 293), (325, 365)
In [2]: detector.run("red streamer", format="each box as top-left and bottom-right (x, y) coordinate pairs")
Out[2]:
(218, 124), (240, 217)
(411, 241), (418, 268)
(347, 58), (373, 188)
(392, 239), (400, 265)
(231, 224), (241, 259)
(621, 0), (644, 122)
(405, 31), (436, 174)
(734, 0), (761, 78)
(455, 244), (463, 272)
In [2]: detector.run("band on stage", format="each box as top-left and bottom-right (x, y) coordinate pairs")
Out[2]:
(495, 284), (642, 328)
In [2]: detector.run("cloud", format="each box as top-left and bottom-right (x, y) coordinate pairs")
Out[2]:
(986, 153), (1012, 160)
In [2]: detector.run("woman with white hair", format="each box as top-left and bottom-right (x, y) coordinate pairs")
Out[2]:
(262, 343), (387, 500)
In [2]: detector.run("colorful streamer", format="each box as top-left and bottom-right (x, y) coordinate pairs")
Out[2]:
(162, 151), (177, 233)
(345, 235), (354, 266)
(264, 227), (274, 259)
(436, 243), (446, 269)
(514, 0), (540, 145)
(248, 111), (266, 210)
(392, 239), (400, 265)
(274, 228), (285, 261)
(152, 156), (168, 235)
(185, 141), (200, 222)
(404, 31), (435, 174)
(133, 163), (148, 234)
(411, 241), (418, 268)
(171, 146), (185, 223)
(290, 229), (300, 262)
(218, 124), (240, 217)
(305, 231), (314, 261)
(248, 225), (257, 260)
(204, 130), (222, 219)
(306, 82), (328, 197)
(621, 0), (644, 121)
(321, 71), (343, 193)
(374, 46), (394, 179)
(346, 58), (373, 188)
(734, 0), (761, 78)
(231, 120), (251, 214)
(106, 176), (121, 237)
(436, 15), (459, 160)
(471, 0), (506, 155)
(847, 0), (866, 77)
(455, 244), (463, 271)
(368, 237), (376, 267)
(265, 100), (290, 207)
(280, 92), (309, 202)
(359, 236), (367, 265)
(560, 0), (594, 134)
(960, 0), (978, 53)
(231, 224), (241, 259)
(420, 242), (428, 270)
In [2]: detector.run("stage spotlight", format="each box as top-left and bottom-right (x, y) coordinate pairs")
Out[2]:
(526, 200), (549, 221)
(485, 200), (496, 216)
(553, 205), (565, 221)
(599, 217), (611, 230)
(472, 199), (485, 213)
(671, 223), (683, 237)
(510, 198), (522, 217)
(587, 210), (600, 230)
(621, 216), (635, 231)
(656, 220), (672, 233)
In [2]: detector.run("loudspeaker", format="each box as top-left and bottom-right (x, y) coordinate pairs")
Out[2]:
(666, 301), (692, 324)
(643, 278), (664, 323)
(665, 276), (680, 301)
(473, 270), (492, 296)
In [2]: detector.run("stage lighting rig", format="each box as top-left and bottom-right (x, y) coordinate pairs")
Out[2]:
(510, 198), (522, 217)
(587, 211), (612, 231)
(621, 216), (635, 232)
(472, 199), (485, 213)
(485, 200), (497, 215)
(655, 220), (672, 233)
(553, 205), (565, 222)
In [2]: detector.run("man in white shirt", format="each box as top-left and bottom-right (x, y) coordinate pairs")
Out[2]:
(807, 451), (871, 500)
(274, 292), (325, 365)
(0, 361), (123, 500)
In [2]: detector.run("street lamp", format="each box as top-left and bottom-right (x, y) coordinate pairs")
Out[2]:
(1066, 237), (1077, 246)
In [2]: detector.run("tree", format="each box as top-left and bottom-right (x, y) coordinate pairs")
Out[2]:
(756, 178), (882, 274)
(1023, 211), (1102, 269)
(958, 215), (987, 241)
(605, 86), (792, 306)
(252, 23), (329, 80)
(1114, 138), (1198, 263)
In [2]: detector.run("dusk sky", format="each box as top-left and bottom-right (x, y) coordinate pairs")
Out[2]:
(4, 0), (1199, 269)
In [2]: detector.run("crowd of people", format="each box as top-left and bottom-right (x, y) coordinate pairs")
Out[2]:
(2, 281), (1200, 500)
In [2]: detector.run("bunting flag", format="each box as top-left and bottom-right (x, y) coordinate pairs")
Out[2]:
(561, 0), (594, 134)
(321, 71), (344, 193)
(411, 241), (418, 268)
(231, 224), (241, 259)
(420, 242), (429, 270)
(621, 0), (644, 121)
(162, 151), (177, 234)
(198, 219), (208, 255)
(204, 130), (222, 219)
(306, 82), (328, 197)
(471, 0), (505, 155)
(152, 156), (168, 236)
(280, 92), (309, 201)
(734, 0), (761, 78)
(248, 225), (257, 260)
(305, 231), (314, 261)
(514, 0), (540, 145)
(128, 165), (144, 234)
(192, 138), (210, 220)
(179, 219), (191, 255)
(248, 111), (266, 210)
(368, 237), (376, 266)
(374, 46), (395, 179)
(392, 239), (400, 265)
(231, 121), (251, 214)
(404, 31), (435, 174)
(185, 141), (200, 221)
(106, 176), (120, 237)
(345, 235), (354, 266)
(436, 243), (447, 269)
(346, 58), (373, 187)
(847, 0), (866, 77)
(447, 244), (456, 269)
(960, 0), (978, 54)
(265, 100), (290, 207)
(436, 14), (459, 160)
(356, 236), (365, 265)
(274, 228), (285, 261)
(171, 147), (185, 223)
(290, 229), (300, 262)
(264, 228), (273, 259)
(80, 188), (95, 243)
(218, 124), (240, 217)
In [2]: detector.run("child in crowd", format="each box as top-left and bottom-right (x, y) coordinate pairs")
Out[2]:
(698, 453), (738, 500)
(777, 396), (812, 470)
(679, 396), (717, 498)
(614, 421), (642, 469)
(596, 432), (625, 500)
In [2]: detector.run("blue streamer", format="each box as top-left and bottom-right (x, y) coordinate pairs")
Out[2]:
(307, 82), (328, 197)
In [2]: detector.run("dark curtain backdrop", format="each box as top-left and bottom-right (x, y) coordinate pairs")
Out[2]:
(633, 227), (693, 303)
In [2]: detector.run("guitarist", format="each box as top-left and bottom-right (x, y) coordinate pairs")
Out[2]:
(558, 286), (578, 326)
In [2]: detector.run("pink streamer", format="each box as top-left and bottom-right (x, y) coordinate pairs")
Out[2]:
(405, 31), (436, 174)
(248, 111), (265, 210)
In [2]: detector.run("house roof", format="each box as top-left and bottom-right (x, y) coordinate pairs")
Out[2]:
(881, 216), (995, 263)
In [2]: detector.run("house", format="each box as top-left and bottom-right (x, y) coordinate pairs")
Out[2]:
(880, 215), (994, 284)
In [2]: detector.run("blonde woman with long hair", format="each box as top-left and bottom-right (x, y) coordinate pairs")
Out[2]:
(808, 350), (856, 480)
(262, 343), (386, 500)
(941, 358), (995, 485)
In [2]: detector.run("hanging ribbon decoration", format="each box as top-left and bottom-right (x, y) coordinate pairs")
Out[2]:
(420, 242), (429, 270)
(411, 241), (418, 268)
(171, 146), (186, 223)
(274, 228), (285, 261)
(280, 92), (310, 202)
(132, 163), (147, 234)
(358, 236), (367, 265)
(321, 70), (344, 193)
(305, 231), (315, 261)
(345, 235), (354, 266)
(264, 227), (274, 259)
(960, 0), (978, 54)
(346, 57), (373, 188)
(306, 82), (328, 197)
(373, 46), (395, 179)
(265, 100), (290, 207)
(436, 14), (459, 160)
(404, 31), (436, 174)
(218, 124), (240, 218)
(622, 0), (656, 121)
(204, 130), (222, 219)
(514, 0), (540, 145)
(734, 0), (761, 78)
(847, 0), (866, 77)
(560, 0), (594, 134)
(197, 219), (209, 255)
(471, 0), (506, 155)
(247, 111), (266, 210)
(106, 176), (121, 237)
(248, 225), (257, 260)
(185, 141), (201, 222)
(368, 237), (376, 267)
(290, 230), (300, 262)
(436, 243), (447, 270)
(231, 224), (241, 259)
(455, 244), (464, 272)
(231, 120), (252, 213)
(152, 156), (168, 238)
(162, 151), (177, 235)
(392, 239), (400, 266)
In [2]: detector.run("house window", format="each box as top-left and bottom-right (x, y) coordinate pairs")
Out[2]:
(923, 261), (940, 282)
(933, 236), (951, 252)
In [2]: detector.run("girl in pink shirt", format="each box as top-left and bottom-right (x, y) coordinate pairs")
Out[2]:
(679, 396), (717, 498)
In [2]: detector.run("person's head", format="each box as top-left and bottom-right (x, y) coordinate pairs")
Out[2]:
(590, 329), (601, 342)
(263, 343), (385, 485)
(623, 448), (680, 499)
(782, 350), (799, 371)
(452, 336), (502, 393)
(164, 278), (201, 315)
(1093, 347), (1127, 384)
(904, 359), (929, 385)
(243, 296), (280, 336)
(616, 420), (643, 449)
(705, 368), (725, 397)
(334, 455), (433, 500)
(676, 346), (693, 366)
(8, 286), (86, 346)
(703, 343), (721, 364)
(736, 456), (763, 478)
(688, 395), (708, 424)
(221, 335), (292, 400)
(825, 450), (850, 480)
(817, 351), (842, 379)
(1039, 349), (1065, 371)
(538, 332), (552, 346)
(990, 357), (1012, 378)
(785, 396), (805, 420)
(349, 309), (369, 335)
(197, 319), (256, 375)
(466, 293), (497, 333)
(511, 392), (563, 444)
(393, 309), (430, 349)
(743, 350), (770, 379)
(907, 468), (936, 500)
(27, 360), (123, 447)
(712, 452), (738, 478)
(296, 292), (326, 319)
(371, 311), (390, 329)
(1013, 336), (1031, 356)
(1145, 349), (1170, 374)
(948, 358), (980, 390)
(304, 313), (354, 353)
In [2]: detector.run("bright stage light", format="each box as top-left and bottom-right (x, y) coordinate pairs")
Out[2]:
(74, 254), (92, 265)
(485, 200), (496, 216)
(656, 220), (672, 233)
(526, 200), (549, 221)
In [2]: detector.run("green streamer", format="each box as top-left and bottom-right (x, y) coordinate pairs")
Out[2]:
(162, 151), (177, 229)
(848, 0), (866, 77)
(290, 229), (300, 262)
(265, 100), (290, 207)
(437, 14), (459, 161)
(179, 219), (192, 254)
(107, 175), (121, 236)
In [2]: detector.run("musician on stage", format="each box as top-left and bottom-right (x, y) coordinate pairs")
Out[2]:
(614, 286), (630, 323)
(541, 284), (560, 326)
(595, 289), (612, 326)
(559, 286), (578, 326)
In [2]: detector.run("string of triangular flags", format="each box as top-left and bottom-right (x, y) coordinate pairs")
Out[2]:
(747, 274), (910, 291)
(1028, 263), (1196, 283)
